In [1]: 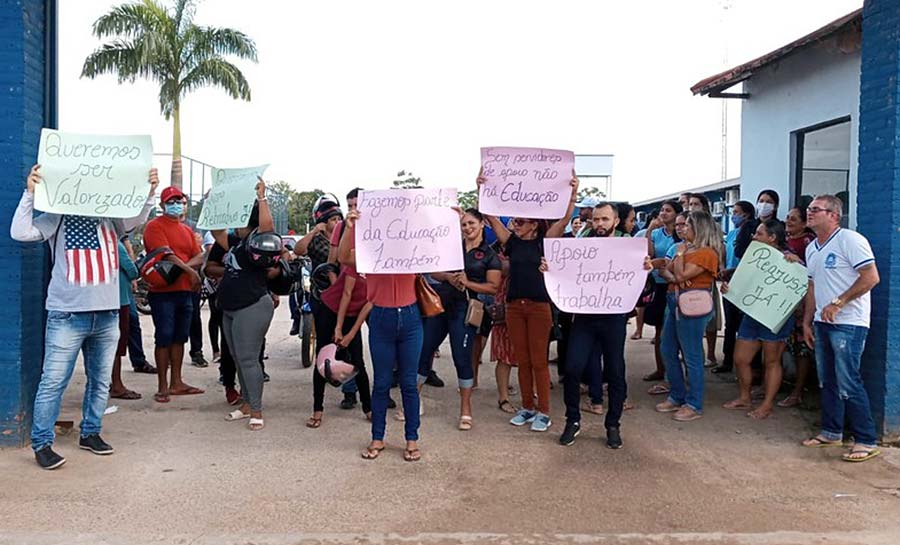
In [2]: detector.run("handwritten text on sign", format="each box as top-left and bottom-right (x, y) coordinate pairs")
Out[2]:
(543, 237), (649, 314)
(479, 147), (574, 219)
(355, 188), (464, 274)
(35, 129), (153, 218)
(196, 165), (269, 230)
(722, 241), (808, 333)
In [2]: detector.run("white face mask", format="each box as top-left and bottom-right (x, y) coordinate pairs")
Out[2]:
(756, 202), (775, 218)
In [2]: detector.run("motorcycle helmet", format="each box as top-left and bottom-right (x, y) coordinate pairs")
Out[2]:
(246, 230), (283, 269)
(310, 262), (339, 301)
(137, 247), (183, 289)
(315, 343), (358, 387)
(266, 259), (295, 296)
(312, 193), (342, 225)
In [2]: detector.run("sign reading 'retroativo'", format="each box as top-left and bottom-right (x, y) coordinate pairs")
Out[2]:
(35, 129), (153, 218)
(722, 241), (808, 333)
(479, 147), (574, 219)
(196, 165), (269, 230)
(543, 237), (649, 314)
(355, 188), (464, 274)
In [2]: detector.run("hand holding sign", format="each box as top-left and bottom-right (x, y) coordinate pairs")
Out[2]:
(35, 129), (154, 218)
(196, 165), (269, 230)
(355, 188), (464, 274)
(543, 237), (650, 314)
(722, 241), (808, 333)
(478, 147), (575, 219)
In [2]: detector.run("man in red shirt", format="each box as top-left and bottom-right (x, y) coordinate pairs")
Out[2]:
(142, 186), (204, 403)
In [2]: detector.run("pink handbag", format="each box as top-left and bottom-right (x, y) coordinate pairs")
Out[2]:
(677, 289), (713, 318)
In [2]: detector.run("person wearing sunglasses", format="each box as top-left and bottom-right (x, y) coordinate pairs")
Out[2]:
(477, 171), (579, 433)
(800, 195), (881, 463)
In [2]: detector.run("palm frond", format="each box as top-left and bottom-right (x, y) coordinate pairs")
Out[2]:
(182, 25), (258, 71)
(179, 58), (252, 101)
(91, 0), (168, 39)
(173, 0), (198, 35)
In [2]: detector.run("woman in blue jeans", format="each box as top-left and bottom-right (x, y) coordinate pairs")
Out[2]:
(339, 209), (424, 462)
(415, 209), (501, 430)
(655, 211), (723, 422)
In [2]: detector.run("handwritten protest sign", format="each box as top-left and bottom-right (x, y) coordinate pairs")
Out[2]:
(543, 237), (649, 314)
(355, 188), (464, 274)
(35, 129), (153, 218)
(479, 147), (574, 219)
(196, 165), (269, 230)
(723, 241), (808, 333)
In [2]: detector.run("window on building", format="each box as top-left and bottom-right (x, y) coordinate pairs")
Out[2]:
(794, 118), (851, 227)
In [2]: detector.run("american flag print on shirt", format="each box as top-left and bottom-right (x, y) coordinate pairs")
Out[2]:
(63, 215), (118, 286)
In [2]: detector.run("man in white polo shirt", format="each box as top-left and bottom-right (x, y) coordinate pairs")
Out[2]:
(801, 195), (881, 462)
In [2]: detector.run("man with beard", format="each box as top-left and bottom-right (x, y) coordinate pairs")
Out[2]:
(554, 202), (648, 449)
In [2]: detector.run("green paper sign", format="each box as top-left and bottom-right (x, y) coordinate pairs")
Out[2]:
(196, 165), (269, 230)
(35, 129), (153, 218)
(723, 241), (808, 333)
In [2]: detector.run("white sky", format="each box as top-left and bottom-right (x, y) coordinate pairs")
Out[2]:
(58, 0), (863, 204)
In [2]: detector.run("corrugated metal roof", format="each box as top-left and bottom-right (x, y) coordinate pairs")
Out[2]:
(633, 177), (741, 208)
(691, 8), (862, 97)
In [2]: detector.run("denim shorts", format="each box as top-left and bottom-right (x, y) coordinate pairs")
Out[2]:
(737, 314), (794, 343)
(149, 291), (194, 347)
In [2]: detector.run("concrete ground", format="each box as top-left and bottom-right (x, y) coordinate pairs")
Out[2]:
(1, 304), (899, 545)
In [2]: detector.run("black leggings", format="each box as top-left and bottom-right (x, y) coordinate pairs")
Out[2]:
(208, 292), (223, 355)
(313, 304), (371, 413)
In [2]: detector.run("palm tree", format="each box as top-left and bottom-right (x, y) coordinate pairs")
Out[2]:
(81, 0), (258, 189)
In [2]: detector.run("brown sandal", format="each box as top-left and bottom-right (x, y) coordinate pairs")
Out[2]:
(361, 445), (385, 460)
(306, 416), (322, 429)
(498, 399), (517, 414)
(403, 448), (421, 462)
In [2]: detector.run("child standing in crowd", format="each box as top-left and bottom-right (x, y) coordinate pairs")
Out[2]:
(480, 172), (579, 433)
(491, 239), (518, 414)
(10, 165), (158, 469)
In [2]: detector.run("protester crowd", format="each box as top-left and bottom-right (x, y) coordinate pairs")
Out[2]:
(11, 163), (883, 469)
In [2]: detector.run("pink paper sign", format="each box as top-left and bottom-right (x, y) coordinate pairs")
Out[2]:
(355, 188), (464, 274)
(543, 237), (650, 314)
(479, 147), (575, 219)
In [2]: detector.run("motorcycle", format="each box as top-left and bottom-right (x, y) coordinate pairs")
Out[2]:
(289, 256), (315, 368)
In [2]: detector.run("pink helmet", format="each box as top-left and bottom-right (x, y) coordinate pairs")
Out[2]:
(315, 344), (358, 387)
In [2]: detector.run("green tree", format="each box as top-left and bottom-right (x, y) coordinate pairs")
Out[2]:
(392, 170), (423, 189)
(81, 0), (258, 188)
(576, 185), (607, 201)
(458, 188), (478, 210)
(267, 181), (325, 233)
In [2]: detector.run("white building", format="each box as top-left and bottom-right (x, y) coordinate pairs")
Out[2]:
(692, 9), (861, 227)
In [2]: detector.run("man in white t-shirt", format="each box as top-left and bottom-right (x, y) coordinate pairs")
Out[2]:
(801, 195), (881, 462)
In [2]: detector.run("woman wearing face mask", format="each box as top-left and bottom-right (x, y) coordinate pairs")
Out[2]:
(721, 219), (799, 419)
(778, 206), (817, 408)
(413, 209), (501, 430)
(715, 201), (756, 376)
(479, 172), (579, 433)
(755, 190), (779, 222)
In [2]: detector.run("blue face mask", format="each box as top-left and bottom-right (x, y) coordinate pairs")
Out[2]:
(731, 214), (745, 228)
(164, 203), (184, 217)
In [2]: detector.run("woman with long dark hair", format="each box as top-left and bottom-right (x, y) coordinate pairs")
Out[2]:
(479, 173), (578, 433)
(722, 219), (799, 419)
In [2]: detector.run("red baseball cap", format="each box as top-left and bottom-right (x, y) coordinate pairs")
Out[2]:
(160, 186), (186, 202)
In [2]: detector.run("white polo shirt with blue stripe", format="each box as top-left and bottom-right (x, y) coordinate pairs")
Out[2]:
(805, 228), (876, 328)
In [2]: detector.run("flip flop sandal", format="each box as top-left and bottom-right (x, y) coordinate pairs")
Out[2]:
(630, 333), (642, 340)
(133, 364), (157, 374)
(110, 389), (142, 400)
(225, 410), (250, 421)
(403, 448), (421, 462)
(643, 371), (665, 382)
(722, 400), (752, 410)
(153, 392), (170, 403)
(498, 400), (517, 414)
(248, 418), (265, 431)
(581, 400), (604, 415)
(777, 395), (802, 408)
(170, 386), (205, 396)
(842, 448), (881, 463)
(361, 446), (385, 460)
(801, 436), (842, 448)
(306, 416), (322, 429)
(458, 416), (473, 431)
(647, 384), (670, 395)
(394, 411), (406, 422)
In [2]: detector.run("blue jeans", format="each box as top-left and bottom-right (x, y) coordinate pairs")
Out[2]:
(369, 304), (424, 441)
(417, 299), (475, 389)
(127, 300), (148, 367)
(32, 310), (120, 451)
(661, 293), (711, 412)
(814, 322), (877, 447)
